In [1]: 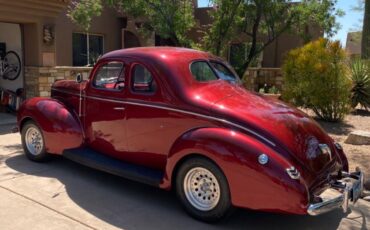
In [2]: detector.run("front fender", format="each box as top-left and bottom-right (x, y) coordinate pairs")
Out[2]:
(17, 97), (84, 154)
(162, 127), (309, 214)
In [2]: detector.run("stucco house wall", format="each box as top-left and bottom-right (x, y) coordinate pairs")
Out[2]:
(0, 0), (323, 100)
(55, 7), (124, 66)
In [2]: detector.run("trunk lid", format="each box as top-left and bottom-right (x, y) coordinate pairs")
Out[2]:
(201, 84), (335, 174)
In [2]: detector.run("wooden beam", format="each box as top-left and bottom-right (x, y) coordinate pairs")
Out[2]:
(0, 0), (69, 19)
(0, 5), (62, 18)
(3, 1), (66, 13)
(21, 0), (70, 8)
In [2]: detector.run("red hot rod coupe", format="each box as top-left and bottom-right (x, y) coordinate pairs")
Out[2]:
(17, 47), (364, 222)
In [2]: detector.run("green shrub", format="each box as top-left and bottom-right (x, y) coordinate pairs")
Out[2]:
(282, 38), (351, 122)
(268, 85), (279, 94)
(350, 59), (370, 110)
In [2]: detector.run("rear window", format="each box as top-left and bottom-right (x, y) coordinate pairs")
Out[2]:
(190, 61), (218, 82)
(210, 61), (237, 82)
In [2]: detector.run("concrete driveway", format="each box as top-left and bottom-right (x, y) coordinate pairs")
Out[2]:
(0, 132), (369, 230)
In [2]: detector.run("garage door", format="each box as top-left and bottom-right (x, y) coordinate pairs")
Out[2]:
(0, 22), (23, 92)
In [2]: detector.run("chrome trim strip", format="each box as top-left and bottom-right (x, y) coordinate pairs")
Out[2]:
(87, 95), (276, 146)
(113, 107), (126, 111)
(52, 88), (276, 146)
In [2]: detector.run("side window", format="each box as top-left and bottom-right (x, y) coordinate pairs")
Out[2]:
(131, 64), (157, 93)
(93, 62), (125, 90)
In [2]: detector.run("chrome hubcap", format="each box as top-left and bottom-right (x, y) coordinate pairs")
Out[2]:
(183, 167), (220, 211)
(25, 127), (43, 156)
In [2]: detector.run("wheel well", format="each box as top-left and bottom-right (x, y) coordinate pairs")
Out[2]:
(171, 153), (226, 190)
(19, 117), (33, 132)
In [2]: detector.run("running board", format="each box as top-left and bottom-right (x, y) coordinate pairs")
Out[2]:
(63, 148), (164, 187)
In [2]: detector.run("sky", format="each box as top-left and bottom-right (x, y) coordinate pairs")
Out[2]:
(333, 0), (364, 46)
(197, 0), (365, 48)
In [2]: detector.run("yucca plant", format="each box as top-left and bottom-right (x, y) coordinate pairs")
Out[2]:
(350, 59), (370, 110)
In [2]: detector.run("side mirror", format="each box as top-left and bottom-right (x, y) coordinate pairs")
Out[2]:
(76, 73), (83, 83)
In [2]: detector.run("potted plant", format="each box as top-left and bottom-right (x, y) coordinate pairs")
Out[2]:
(258, 84), (281, 99)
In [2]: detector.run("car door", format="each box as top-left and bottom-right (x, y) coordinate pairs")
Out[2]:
(84, 60), (129, 159)
(123, 61), (215, 171)
(123, 62), (177, 170)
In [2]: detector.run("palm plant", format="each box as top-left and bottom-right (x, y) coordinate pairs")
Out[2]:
(350, 59), (370, 110)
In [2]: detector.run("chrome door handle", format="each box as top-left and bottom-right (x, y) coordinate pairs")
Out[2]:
(113, 107), (125, 111)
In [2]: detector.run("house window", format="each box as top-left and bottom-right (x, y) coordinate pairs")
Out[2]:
(72, 33), (103, 66)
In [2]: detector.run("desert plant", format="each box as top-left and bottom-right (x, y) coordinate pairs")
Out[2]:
(282, 38), (351, 122)
(350, 59), (370, 110)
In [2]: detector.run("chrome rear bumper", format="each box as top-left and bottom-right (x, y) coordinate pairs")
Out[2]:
(307, 167), (364, 216)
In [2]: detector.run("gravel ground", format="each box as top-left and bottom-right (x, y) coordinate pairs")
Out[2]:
(302, 109), (370, 190)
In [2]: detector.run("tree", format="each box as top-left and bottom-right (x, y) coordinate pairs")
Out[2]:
(203, 0), (343, 76)
(362, 0), (370, 59)
(68, 0), (195, 47)
(68, 0), (103, 65)
(68, 0), (103, 31)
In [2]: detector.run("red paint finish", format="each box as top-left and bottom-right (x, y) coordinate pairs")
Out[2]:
(17, 47), (348, 215)
(163, 127), (309, 214)
(17, 97), (84, 154)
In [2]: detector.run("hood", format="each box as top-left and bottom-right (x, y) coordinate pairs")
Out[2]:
(52, 80), (87, 93)
(195, 83), (335, 174)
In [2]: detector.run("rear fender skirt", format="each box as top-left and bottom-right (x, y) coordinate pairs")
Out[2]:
(163, 127), (309, 214)
(17, 97), (84, 154)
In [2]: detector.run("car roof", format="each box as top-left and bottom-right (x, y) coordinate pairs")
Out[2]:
(101, 47), (217, 63)
(101, 47), (230, 94)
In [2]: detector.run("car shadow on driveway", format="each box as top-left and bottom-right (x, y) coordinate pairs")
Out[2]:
(3, 151), (360, 230)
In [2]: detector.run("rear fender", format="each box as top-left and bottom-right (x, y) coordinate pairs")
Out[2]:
(17, 97), (84, 154)
(162, 127), (309, 214)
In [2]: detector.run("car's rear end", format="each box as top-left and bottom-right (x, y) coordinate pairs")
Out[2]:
(201, 82), (365, 216)
(304, 142), (364, 215)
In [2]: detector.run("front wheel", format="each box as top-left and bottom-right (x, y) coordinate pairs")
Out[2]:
(176, 157), (233, 222)
(21, 121), (49, 162)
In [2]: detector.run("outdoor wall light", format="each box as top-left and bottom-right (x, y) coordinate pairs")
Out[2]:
(43, 25), (54, 45)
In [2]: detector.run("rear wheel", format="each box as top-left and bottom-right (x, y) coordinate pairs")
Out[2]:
(21, 121), (49, 162)
(176, 157), (233, 222)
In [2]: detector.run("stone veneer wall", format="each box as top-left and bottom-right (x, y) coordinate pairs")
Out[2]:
(243, 68), (283, 92)
(24, 66), (92, 98)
